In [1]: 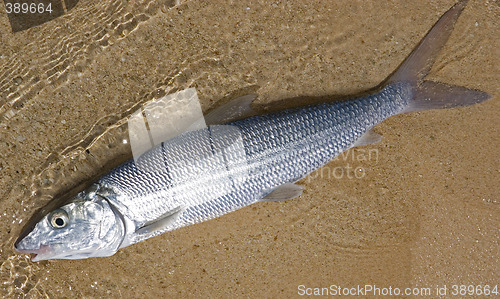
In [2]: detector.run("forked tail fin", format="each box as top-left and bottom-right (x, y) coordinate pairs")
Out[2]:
(385, 0), (491, 113)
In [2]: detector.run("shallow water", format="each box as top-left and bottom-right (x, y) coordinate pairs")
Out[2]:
(0, 0), (498, 297)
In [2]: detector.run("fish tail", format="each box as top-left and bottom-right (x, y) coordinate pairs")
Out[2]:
(386, 0), (491, 113)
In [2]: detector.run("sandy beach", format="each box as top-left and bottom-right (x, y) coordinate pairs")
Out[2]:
(0, 0), (498, 297)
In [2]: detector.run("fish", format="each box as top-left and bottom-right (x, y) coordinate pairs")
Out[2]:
(15, 0), (491, 261)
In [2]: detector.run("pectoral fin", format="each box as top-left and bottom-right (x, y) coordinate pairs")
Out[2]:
(260, 183), (304, 202)
(135, 206), (184, 235)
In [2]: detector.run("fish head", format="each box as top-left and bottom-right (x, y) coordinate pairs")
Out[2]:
(15, 186), (125, 261)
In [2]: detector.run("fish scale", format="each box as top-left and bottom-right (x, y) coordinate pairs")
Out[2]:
(98, 82), (411, 238)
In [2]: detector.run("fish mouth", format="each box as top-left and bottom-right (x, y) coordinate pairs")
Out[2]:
(14, 241), (53, 262)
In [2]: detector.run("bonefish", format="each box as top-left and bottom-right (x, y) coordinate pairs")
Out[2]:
(15, 0), (490, 261)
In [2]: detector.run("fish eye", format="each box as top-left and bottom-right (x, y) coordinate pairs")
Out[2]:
(49, 209), (69, 229)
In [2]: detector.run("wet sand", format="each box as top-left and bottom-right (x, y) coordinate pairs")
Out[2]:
(0, 0), (498, 297)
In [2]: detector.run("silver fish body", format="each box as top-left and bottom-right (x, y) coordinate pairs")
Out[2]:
(99, 83), (411, 247)
(15, 0), (491, 261)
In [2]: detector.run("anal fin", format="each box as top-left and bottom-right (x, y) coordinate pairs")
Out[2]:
(260, 183), (303, 202)
(351, 129), (382, 148)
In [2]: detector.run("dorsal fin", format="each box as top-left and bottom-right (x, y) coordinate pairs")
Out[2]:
(204, 94), (257, 125)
